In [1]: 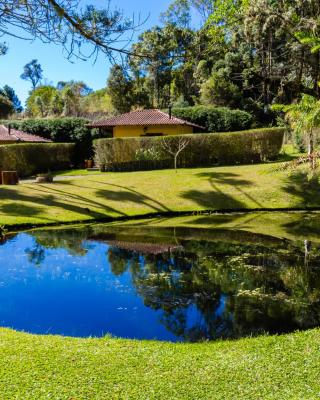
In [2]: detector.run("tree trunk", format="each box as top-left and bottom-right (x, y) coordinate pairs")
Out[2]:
(308, 130), (314, 155)
(314, 51), (320, 98)
(174, 154), (178, 171)
(308, 130), (315, 170)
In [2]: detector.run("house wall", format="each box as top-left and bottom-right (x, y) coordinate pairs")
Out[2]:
(113, 124), (193, 138)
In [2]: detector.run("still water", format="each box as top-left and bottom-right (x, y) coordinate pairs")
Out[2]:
(0, 214), (320, 342)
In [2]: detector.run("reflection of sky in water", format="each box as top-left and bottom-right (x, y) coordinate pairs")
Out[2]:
(0, 227), (317, 342)
(0, 233), (211, 341)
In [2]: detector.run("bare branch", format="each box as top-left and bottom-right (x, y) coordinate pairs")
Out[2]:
(0, 0), (150, 61)
(161, 136), (191, 171)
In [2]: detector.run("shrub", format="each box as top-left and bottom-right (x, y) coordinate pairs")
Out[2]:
(94, 128), (285, 172)
(0, 117), (93, 164)
(171, 106), (253, 132)
(135, 147), (161, 161)
(0, 143), (75, 177)
(0, 95), (14, 119)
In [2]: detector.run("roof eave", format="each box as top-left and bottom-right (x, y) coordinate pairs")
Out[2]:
(185, 122), (206, 130)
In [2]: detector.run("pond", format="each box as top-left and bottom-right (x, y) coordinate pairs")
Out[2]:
(1, 212), (320, 342)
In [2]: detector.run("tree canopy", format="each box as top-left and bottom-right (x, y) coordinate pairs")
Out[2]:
(20, 60), (43, 90)
(98, 0), (320, 125)
(5, 0), (320, 129)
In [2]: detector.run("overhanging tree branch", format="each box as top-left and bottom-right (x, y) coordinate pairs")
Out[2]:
(0, 0), (150, 61)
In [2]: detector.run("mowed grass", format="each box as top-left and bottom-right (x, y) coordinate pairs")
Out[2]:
(0, 327), (319, 399)
(2, 159), (320, 399)
(1, 162), (318, 227)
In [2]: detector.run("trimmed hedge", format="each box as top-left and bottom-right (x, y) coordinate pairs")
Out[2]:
(0, 118), (93, 164)
(0, 143), (75, 177)
(94, 128), (285, 172)
(171, 106), (253, 132)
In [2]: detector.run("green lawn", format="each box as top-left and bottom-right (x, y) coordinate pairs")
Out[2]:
(0, 327), (318, 399)
(54, 168), (102, 176)
(2, 161), (320, 399)
(1, 162), (319, 228)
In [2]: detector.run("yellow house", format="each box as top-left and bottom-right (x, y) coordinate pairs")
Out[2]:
(88, 109), (204, 137)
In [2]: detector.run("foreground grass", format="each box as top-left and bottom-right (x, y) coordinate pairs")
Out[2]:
(1, 162), (318, 227)
(0, 327), (318, 399)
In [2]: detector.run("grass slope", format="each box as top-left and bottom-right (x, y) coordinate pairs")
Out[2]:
(0, 328), (319, 399)
(1, 163), (318, 228)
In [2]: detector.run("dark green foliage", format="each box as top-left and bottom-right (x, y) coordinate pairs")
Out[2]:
(94, 127), (285, 171)
(172, 106), (253, 132)
(129, 25), (196, 108)
(1, 118), (93, 164)
(105, 0), (320, 126)
(2, 117), (89, 141)
(107, 65), (133, 114)
(0, 95), (14, 119)
(0, 85), (22, 113)
(0, 143), (75, 177)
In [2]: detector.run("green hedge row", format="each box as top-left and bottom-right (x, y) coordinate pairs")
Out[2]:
(0, 143), (75, 177)
(94, 128), (285, 172)
(171, 106), (253, 132)
(0, 118), (93, 164)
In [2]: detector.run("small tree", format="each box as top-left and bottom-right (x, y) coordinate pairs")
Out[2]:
(26, 85), (58, 117)
(273, 95), (320, 171)
(161, 136), (191, 172)
(279, 95), (320, 155)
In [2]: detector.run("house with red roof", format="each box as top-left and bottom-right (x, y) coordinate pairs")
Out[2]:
(88, 109), (204, 138)
(0, 125), (52, 144)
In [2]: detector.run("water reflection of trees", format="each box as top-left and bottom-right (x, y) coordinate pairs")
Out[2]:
(25, 243), (45, 266)
(18, 225), (320, 341)
(27, 228), (91, 260)
(107, 239), (320, 341)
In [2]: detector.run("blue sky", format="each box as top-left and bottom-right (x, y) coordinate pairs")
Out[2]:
(0, 0), (173, 106)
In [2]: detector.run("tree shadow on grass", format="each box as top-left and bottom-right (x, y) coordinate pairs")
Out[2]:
(88, 180), (172, 213)
(281, 172), (320, 238)
(0, 177), (173, 225)
(0, 186), (122, 223)
(29, 184), (127, 217)
(196, 172), (253, 186)
(181, 171), (262, 212)
(95, 188), (172, 214)
(194, 171), (264, 208)
(282, 172), (320, 207)
(181, 189), (245, 210)
(0, 203), (55, 223)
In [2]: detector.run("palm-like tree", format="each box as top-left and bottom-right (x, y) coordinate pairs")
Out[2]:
(283, 95), (320, 154)
(275, 95), (320, 170)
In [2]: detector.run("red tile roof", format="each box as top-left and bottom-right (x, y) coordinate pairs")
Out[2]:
(87, 109), (205, 130)
(0, 125), (52, 143)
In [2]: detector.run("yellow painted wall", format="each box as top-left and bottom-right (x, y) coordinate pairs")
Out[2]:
(113, 124), (193, 138)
